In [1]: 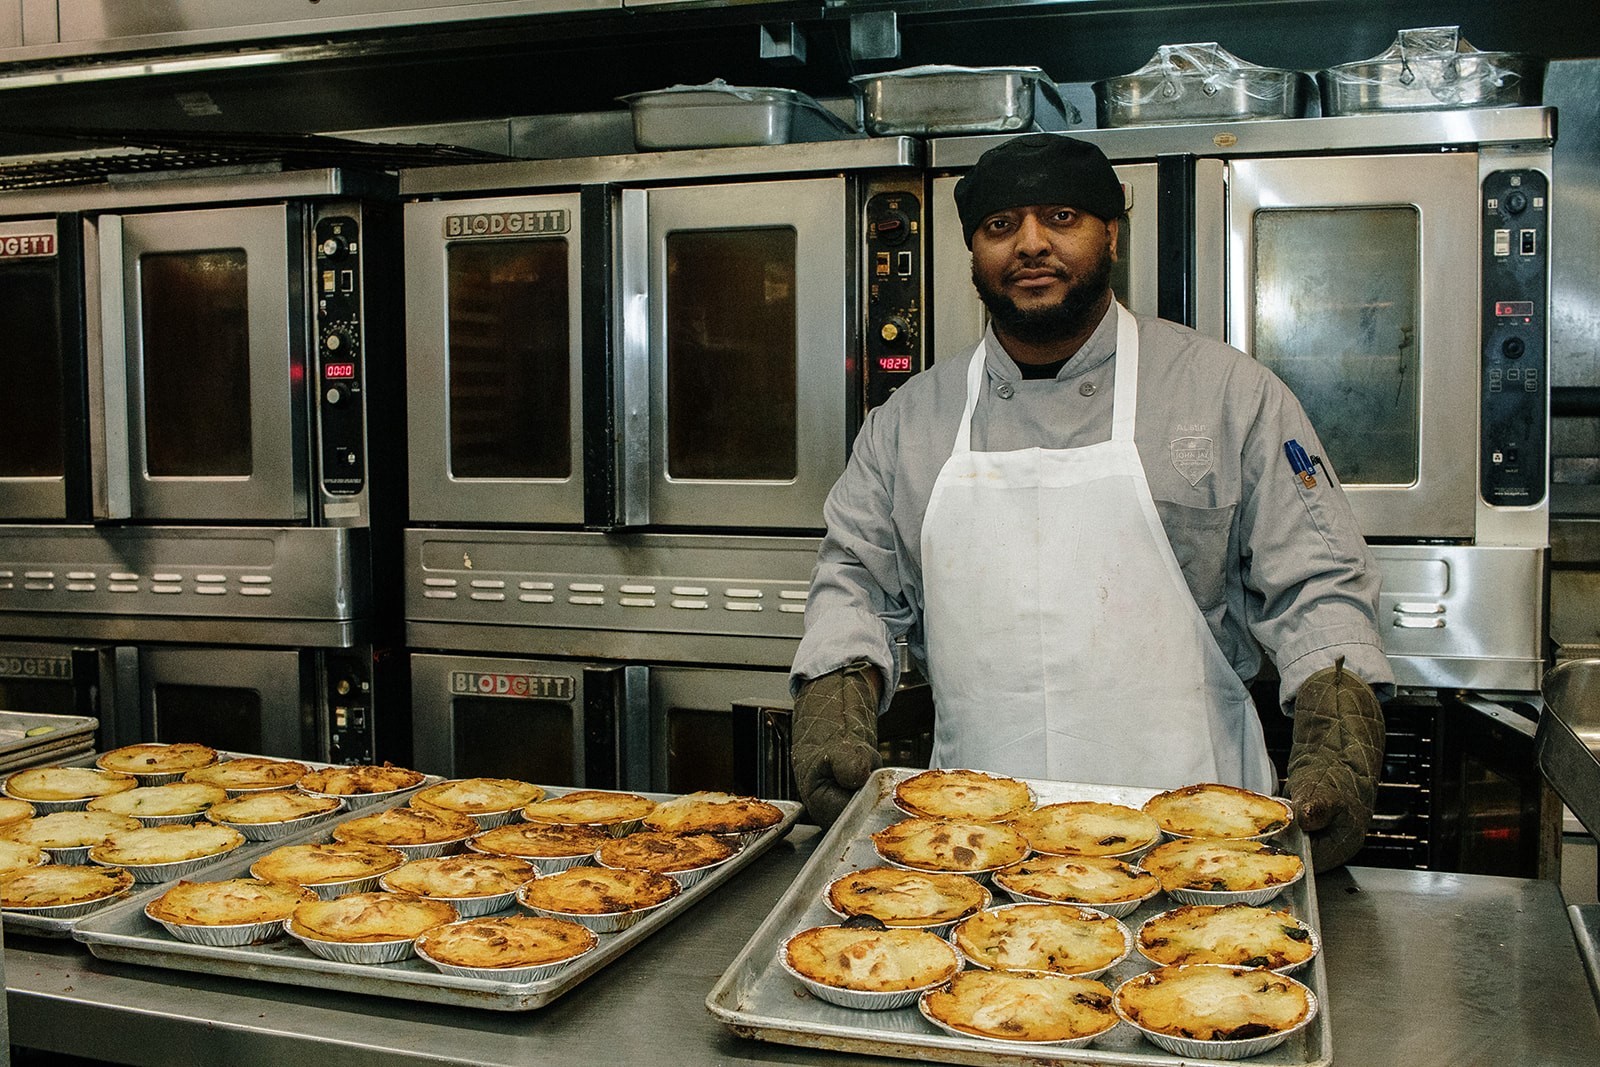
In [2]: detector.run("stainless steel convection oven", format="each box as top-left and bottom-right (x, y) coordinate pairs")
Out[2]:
(930, 106), (1559, 875)
(0, 167), (406, 764)
(400, 139), (927, 791)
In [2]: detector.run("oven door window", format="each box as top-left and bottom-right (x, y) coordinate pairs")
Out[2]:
(446, 239), (571, 480)
(664, 704), (736, 795)
(0, 261), (66, 481)
(139, 249), (254, 477)
(1252, 206), (1422, 487)
(151, 682), (264, 755)
(451, 696), (577, 786)
(665, 227), (798, 481)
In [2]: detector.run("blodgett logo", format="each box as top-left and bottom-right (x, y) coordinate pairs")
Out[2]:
(0, 233), (55, 258)
(0, 655), (73, 679)
(450, 671), (574, 700)
(444, 210), (570, 238)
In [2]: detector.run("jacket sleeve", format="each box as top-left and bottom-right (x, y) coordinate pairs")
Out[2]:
(789, 405), (916, 712)
(1236, 374), (1396, 713)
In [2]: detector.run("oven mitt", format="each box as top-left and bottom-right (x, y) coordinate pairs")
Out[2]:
(1287, 656), (1385, 872)
(792, 661), (882, 828)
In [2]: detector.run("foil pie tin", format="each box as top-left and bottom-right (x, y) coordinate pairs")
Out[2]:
(514, 877), (681, 934)
(413, 919), (599, 983)
(144, 904), (291, 948)
(284, 921), (419, 965)
(1111, 963), (1319, 1059)
(776, 930), (957, 1011)
(205, 805), (344, 842)
(949, 902), (1133, 981)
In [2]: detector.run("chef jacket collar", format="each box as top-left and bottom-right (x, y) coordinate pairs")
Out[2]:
(982, 300), (1120, 383)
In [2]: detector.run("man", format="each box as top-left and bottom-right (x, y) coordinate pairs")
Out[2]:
(790, 134), (1392, 871)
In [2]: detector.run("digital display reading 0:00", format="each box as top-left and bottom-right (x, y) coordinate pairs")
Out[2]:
(324, 363), (356, 380)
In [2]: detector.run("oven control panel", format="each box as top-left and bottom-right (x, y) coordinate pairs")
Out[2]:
(864, 188), (924, 411)
(1481, 169), (1548, 508)
(316, 214), (365, 497)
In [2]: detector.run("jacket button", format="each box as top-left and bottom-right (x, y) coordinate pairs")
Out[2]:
(1079, 381), (1098, 397)
(996, 383), (1015, 399)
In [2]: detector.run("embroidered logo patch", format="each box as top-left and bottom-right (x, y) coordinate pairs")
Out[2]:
(1171, 436), (1214, 486)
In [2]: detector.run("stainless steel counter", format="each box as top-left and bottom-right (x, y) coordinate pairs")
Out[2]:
(6, 827), (1600, 1066)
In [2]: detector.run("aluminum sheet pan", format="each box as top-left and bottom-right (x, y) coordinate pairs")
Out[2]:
(75, 788), (802, 1011)
(707, 768), (1332, 1067)
(1, 751), (370, 939)
(0, 710), (98, 774)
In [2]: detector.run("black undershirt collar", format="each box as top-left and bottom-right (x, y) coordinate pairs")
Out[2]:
(1014, 356), (1070, 380)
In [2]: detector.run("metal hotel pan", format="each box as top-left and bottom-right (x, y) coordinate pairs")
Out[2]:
(74, 787), (801, 1011)
(707, 767), (1331, 1067)
(0, 710), (98, 774)
(0, 751), (388, 939)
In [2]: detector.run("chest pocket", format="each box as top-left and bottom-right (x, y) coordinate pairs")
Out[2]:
(1154, 500), (1237, 612)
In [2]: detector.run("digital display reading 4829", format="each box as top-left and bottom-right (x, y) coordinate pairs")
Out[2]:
(877, 356), (912, 372)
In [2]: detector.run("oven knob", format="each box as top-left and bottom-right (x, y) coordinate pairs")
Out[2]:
(879, 317), (910, 344)
(1502, 336), (1526, 359)
(326, 385), (346, 405)
(873, 213), (911, 246)
(324, 329), (350, 353)
(1504, 190), (1528, 216)
(319, 235), (348, 259)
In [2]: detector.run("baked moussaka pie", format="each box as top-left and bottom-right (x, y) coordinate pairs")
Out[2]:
(297, 763), (426, 798)
(521, 789), (657, 833)
(1137, 904), (1318, 971)
(0, 839), (46, 879)
(0, 796), (34, 827)
(249, 841), (406, 888)
(86, 782), (227, 820)
(1, 864), (134, 912)
(183, 757), (310, 792)
(0, 810), (140, 850)
(96, 742), (218, 777)
(469, 822), (610, 869)
(1139, 839), (1305, 895)
(1113, 964), (1315, 1044)
(783, 925), (960, 1001)
(288, 891), (458, 943)
(416, 914), (598, 976)
(380, 854), (537, 904)
(1143, 783), (1294, 840)
(952, 903), (1130, 977)
(517, 865), (680, 932)
(206, 790), (342, 825)
(147, 878), (317, 927)
(640, 791), (783, 839)
(4, 766), (137, 805)
(412, 778), (544, 825)
(824, 866), (990, 928)
(1009, 801), (1161, 857)
(594, 831), (736, 883)
(88, 822), (246, 868)
(332, 806), (479, 849)
(993, 854), (1161, 914)
(893, 769), (1034, 823)
(871, 817), (1030, 875)
(920, 970), (1119, 1045)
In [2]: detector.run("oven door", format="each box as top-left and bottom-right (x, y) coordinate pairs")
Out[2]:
(0, 216), (87, 522)
(405, 192), (585, 526)
(649, 665), (791, 794)
(0, 639), (129, 750)
(139, 646), (315, 760)
(929, 160), (1205, 364)
(89, 204), (309, 522)
(1225, 153), (1480, 540)
(619, 177), (848, 531)
(410, 652), (645, 788)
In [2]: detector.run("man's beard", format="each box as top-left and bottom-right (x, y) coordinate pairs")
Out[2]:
(973, 247), (1114, 345)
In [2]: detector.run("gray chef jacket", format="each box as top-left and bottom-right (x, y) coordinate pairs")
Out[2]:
(791, 302), (1395, 715)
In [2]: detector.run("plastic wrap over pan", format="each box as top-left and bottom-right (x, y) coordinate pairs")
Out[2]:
(1319, 26), (1545, 116)
(1094, 43), (1314, 127)
(852, 65), (1081, 136)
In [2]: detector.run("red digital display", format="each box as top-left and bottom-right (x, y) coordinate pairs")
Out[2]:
(877, 356), (913, 372)
(324, 363), (356, 380)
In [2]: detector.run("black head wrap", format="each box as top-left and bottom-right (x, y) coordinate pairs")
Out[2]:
(953, 134), (1125, 247)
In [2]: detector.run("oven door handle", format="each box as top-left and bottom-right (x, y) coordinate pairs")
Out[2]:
(1455, 693), (1539, 739)
(83, 215), (132, 520)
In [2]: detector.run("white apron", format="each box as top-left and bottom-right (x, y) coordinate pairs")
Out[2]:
(920, 304), (1276, 792)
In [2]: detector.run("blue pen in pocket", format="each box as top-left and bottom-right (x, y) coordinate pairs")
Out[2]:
(1284, 439), (1317, 488)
